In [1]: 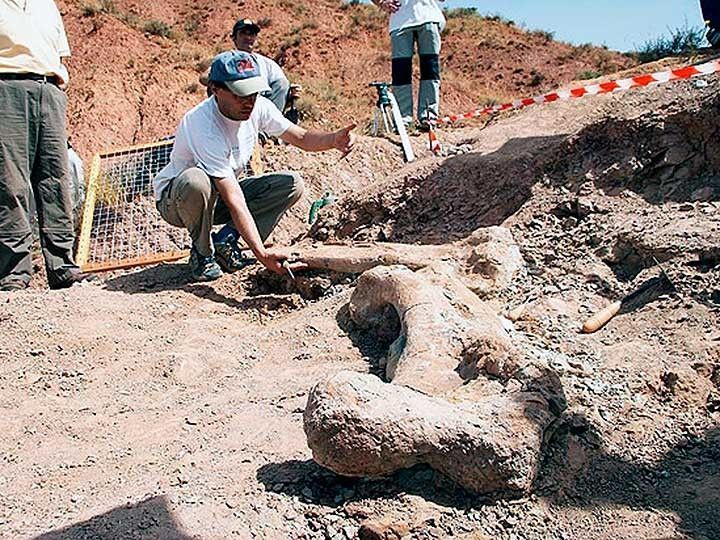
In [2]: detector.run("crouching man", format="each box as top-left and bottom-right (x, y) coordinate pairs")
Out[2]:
(153, 51), (355, 280)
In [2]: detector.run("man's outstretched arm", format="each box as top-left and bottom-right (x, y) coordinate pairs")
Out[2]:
(279, 123), (356, 156)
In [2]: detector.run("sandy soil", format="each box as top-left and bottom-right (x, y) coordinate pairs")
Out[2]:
(1, 40), (719, 540)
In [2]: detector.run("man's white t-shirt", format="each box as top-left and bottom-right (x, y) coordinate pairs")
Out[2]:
(0, 0), (70, 82)
(153, 95), (291, 200)
(254, 53), (288, 88)
(389, 0), (446, 33)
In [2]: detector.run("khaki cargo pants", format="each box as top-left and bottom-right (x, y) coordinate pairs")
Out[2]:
(157, 167), (304, 256)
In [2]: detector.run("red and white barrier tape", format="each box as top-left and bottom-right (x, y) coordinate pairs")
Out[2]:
(428, 127), (442, 155)
(437, 59), (720, 126)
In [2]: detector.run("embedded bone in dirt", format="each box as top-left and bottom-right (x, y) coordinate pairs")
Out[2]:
(286, 226), (524, 297)
(347, 264), (521, 395)
(304, 371), (555, 495)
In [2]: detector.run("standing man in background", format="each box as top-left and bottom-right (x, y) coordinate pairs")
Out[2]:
(372, 0), (445, 131)
(0, 0), (94, 291)
(201, 18), (300, 116)
(700, 0), (720, 47)
(230, 18), (295, 113)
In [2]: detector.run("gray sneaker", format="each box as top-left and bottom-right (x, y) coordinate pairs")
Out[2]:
(213, 236), (255, 273)
(189, 247), (222, 282)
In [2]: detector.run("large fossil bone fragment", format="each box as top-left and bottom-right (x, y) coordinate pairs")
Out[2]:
(347, 265), (519, 395)
(285, 226), (524, 297)
(304, 371), (554, 494)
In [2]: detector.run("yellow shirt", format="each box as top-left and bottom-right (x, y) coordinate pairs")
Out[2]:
(0, 0), (70, 81)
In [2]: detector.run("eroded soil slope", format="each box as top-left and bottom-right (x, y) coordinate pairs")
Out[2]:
(1, 63), (719, 540)
(57, 0), (635, 157)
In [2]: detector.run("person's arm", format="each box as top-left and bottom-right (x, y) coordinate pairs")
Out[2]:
(279, 123), (356, 155)
(371, 0), (400, 14)
(55, 15), (71, 87)
(213, 176), (286, 274)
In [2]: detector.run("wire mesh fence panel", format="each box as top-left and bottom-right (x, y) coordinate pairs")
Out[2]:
(76, 140), (191, 272)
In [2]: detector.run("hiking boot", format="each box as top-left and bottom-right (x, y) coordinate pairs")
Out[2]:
(189, 247), (222, 282)
(47, 268), (98, 290)
(212, 235), (254, 273)
(0, 281), (28, 292)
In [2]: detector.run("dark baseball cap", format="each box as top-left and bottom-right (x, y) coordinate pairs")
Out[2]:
(232, 18), (261, 36)
(208, 51), (270, 97)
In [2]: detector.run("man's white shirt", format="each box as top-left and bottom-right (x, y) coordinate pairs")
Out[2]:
(389, 0), (445, 33)
(253, 53), (288, 88)
(0, 0), (70, 81)
(153, 96), (291, 200)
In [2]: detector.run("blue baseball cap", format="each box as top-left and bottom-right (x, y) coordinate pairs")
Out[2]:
(208, 51), (270, 97)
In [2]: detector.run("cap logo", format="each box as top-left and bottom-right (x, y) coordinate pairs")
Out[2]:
(235, 58), (255, 74)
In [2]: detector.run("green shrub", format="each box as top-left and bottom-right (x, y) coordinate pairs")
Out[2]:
(577, 70), (602, 80)
(444, 7), (478, 19)
(633, 24), (705, 63)
(529, 71), (545, 87)
(117, 11), (139, 28)
(183, 13), (201, 35)
(195, 56), (213, 73)
(143, 19), (173, 38)
(486, 13), (515, 26)
(80, 0), (116, 16)
(347, 5), (385, 31)
(531, 29), (555, 42)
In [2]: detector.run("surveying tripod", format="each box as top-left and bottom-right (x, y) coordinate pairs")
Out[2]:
(369, 82), (415, 162)
(284, 84), (302, 124)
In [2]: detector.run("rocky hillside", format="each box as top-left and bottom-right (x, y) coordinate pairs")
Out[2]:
(57, 0), (636, 156)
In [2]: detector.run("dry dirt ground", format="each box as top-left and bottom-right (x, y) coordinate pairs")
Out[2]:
(1, 62), (720, 540)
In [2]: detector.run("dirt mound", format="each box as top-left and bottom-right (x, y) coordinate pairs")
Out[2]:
(3, 8), (720, 537)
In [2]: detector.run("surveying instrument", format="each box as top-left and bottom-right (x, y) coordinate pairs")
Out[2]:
(369, 82), (415, 162)
(284, 84), (302, 124)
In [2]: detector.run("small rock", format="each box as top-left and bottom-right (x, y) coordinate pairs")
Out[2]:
(585, 379), (608, 395)
(316, 227), (330, 241)
(562, 217), (578, 230)
(576, 197), (595, 218)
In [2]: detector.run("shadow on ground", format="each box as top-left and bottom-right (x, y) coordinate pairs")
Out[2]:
(545, 90), (720, 205)
(102, 262), (302, 312)
(258, 418), (719, 539)
(340, 88), (719, 246)
(388, 134), (568, 244)
(32, 495), (195, 540)
(538, 420), (720, 540)
(256, 458), (493, 510)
